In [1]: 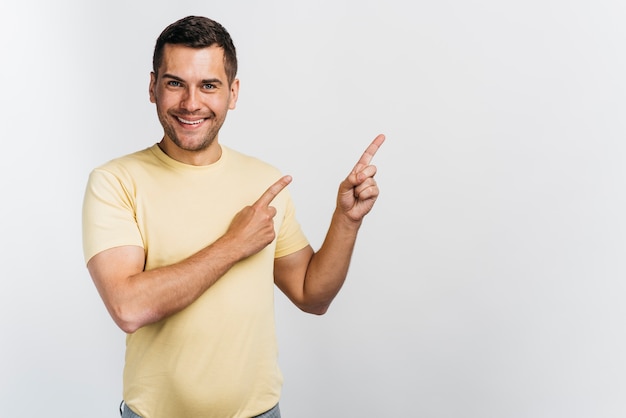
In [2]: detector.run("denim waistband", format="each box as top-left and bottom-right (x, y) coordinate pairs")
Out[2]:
(120, 401), (281, 418)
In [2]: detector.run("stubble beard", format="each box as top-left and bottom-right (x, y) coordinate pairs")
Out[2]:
(158, 109), (226, 152)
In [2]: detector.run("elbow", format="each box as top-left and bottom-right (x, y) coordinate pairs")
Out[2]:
(115, 318), (142, 334)
(294, 292), (337, 315)
(307, 307), (329, 316)
(299, 301), (331, 316)
(111, 312), (142, 334)
(107, 304), (151, 334)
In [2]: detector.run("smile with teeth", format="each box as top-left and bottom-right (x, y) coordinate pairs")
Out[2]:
(177, 117), (205, 125)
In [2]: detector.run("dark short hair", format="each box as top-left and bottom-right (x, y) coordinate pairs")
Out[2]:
(152, 16), (238, 85)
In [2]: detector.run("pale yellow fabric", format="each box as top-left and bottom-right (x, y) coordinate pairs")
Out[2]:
(82, 144), (309, 418)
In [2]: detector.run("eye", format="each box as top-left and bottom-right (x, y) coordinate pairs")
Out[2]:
(167, 80), (182, 87)
(203, 83), (216, 90)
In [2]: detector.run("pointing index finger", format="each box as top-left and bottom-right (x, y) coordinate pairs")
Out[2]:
(353, 134), (386, 172)
(254, 175), (293, 207)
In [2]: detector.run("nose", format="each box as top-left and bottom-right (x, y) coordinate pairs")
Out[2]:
(180, 87), (201, 112)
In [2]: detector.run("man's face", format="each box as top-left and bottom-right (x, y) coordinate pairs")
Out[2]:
(149, 44), (239, 157)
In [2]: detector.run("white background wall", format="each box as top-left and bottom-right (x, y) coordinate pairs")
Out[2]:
(1, 1), (625, 417)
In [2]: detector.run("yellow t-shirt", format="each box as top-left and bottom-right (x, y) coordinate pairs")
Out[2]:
(82, 144), (309, 418)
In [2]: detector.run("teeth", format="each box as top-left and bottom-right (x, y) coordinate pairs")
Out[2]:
(177, 117), (204, 125)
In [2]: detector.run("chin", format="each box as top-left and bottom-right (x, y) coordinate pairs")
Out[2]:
(175, 136), (215, 152)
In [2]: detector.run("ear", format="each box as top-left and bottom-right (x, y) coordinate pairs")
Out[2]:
(149, 72), (157, 103)
(228, 78), (240, 110)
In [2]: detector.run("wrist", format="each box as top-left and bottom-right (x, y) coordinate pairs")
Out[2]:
(332, 208), (363, 231)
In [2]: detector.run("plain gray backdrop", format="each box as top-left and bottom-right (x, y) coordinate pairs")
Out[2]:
(1, 0), (625, 417)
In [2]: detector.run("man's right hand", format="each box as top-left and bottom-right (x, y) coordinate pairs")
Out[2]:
(224, 175), (292, 259)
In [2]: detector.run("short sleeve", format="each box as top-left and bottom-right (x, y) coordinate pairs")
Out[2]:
(274, 190), (309, 258)
(82, 168), (144, 264)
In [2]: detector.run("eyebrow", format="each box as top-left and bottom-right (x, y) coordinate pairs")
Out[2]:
(162, 73), (224, 86)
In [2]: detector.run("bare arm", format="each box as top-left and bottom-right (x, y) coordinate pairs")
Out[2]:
(274, 134), (385, 314)
(87, 175), (293, 333)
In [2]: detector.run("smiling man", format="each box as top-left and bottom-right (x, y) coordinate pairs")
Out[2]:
(151, 43), (237, 164)
(82, 15), (384, 418)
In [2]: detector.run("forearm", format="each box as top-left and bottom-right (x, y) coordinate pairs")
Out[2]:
(92, 235), (245, 333)
(275, 136), (384, 315)
(302, 209), (362, 313)
(140, 243), (243, 321)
